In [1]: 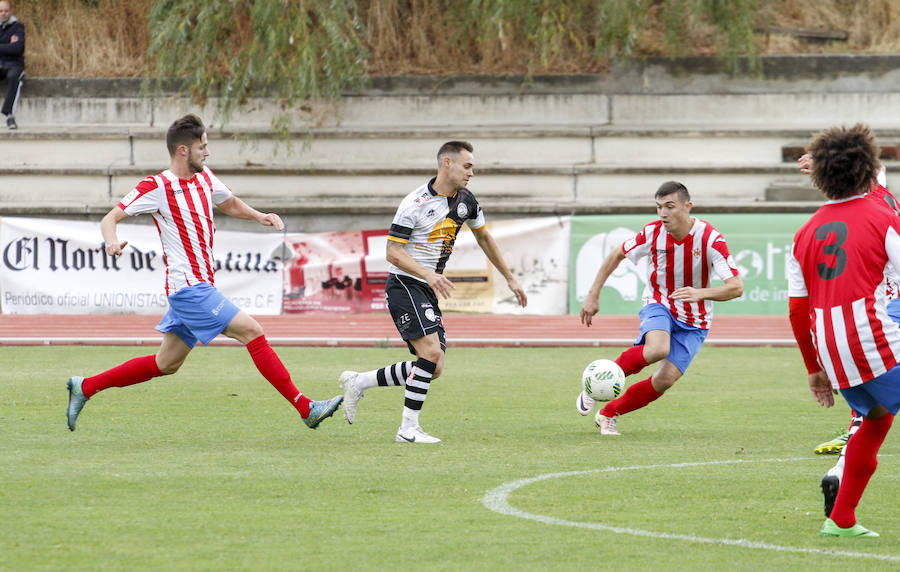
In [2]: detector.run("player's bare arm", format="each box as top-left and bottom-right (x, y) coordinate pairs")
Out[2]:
(100, 206), (129, 256)
(217, 196), (284, 231)
(580, 246), (627, 327)
(386, 240), (456, 299)
(669, 276), (744, 303)
(471, 227), (527, 307)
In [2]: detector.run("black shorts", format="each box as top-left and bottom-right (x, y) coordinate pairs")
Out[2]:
(386, 273), (446, 355)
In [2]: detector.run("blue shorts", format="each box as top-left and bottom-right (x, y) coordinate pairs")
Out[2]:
(636, 303), (708, 374)
(888, 298), (900, 324)
(840, 365), (900, 417)
(155, 282), (241, 348)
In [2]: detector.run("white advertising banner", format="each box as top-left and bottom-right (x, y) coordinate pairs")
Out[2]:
(282, 216), (571, 315)
(0, 217), (284, 315)
(441, 216), (571, 315)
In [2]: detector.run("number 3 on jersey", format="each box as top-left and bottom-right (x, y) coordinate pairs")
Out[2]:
(815, 221), (848, 280)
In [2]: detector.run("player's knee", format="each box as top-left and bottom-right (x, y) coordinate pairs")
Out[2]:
(157, 360), (183, 375)
(643, 344), (669, 363)
(651, 375), (677, 392)
(237, 318), (265, 342)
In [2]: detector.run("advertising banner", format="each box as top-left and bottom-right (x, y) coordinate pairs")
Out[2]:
(569, 213), (811, 315)
(444, 217), (571, 315)
(283, 216), (571, 315)
(282, 228), (390, 313)
(0, 217), (284, 315)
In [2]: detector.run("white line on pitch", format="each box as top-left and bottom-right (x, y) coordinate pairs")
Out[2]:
(482, 457), (900, 562)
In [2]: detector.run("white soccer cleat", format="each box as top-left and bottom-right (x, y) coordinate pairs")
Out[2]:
(395, 425), (441, 444)
(576, 390), (596, 416)
(339, 370), (363, 424)
(594, 412), (621, 436)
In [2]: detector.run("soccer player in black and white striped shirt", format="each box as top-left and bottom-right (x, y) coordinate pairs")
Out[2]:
(339, 141), (527, 443)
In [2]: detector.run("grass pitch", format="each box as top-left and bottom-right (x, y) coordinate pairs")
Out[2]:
(2, 345), (899, 571)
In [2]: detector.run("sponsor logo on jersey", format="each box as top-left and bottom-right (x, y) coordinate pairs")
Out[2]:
(457, 203), (469, 218)
(121, 188), (139, 206)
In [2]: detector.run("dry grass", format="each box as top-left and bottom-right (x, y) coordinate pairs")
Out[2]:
(13, 0), (900, 78)
(18, 0), (151, 77)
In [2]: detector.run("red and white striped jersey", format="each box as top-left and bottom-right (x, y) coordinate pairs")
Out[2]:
(788, 194), (900, 388)
(117, 167), (233, 295)
(869, 167), (900, 299)
(622, 218), (739, 329)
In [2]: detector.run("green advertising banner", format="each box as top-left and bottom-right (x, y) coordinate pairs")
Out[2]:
(568, 213), (812, 315)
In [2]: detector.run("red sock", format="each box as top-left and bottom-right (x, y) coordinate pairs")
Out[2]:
(600, 377), (661, 417)
(247, 335), (311, 417)
(830, 413), (894, 528)
(615, 345), (649, 376)
(82, 355), (162, 398)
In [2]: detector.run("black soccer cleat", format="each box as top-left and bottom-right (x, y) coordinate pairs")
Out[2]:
(821, 474), (840, 518)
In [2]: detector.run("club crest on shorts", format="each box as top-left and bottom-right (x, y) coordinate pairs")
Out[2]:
(457, 202), (468, 218)
(424, 308), (436, 322)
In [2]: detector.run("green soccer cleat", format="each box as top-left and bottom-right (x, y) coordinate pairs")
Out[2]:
(820, 518), (879, 537)
(66, 376), (88, 431)
(813, 430), (850, 455)
(303, 395), (343, 430)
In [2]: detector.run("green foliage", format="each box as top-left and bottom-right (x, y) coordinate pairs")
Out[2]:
(144, 0), (760, 132)
(442, 0), (758, 73)
(145, 0), (368, 132)
(697, 0), (761, 73)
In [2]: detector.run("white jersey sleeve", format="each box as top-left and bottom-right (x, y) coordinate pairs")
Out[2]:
(787, 243), (808, 297)
(118, 175), (163, 216)
(466, 205), (486, 230)
(203, 167), (234, 205)
(708, 233), (739, 281)
(622, 224), (653, 265)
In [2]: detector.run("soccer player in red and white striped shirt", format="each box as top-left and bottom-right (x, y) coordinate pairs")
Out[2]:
(578, 181), (743, 435)
(789, 124), (900, 538)
(65, 114), (343, 432)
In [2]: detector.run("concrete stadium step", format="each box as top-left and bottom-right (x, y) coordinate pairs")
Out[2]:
(1, 125), (877, 169)
(15, 83), (900, 130)
(0, 161), (814, 213)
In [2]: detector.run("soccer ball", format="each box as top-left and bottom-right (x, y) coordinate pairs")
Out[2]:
(582, 359), (625, 401)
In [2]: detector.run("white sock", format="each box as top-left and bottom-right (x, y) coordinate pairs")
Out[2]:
(357, 361), (413, 391)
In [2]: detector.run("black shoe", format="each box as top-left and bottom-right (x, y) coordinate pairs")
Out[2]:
(821, 474), (840, 517)
(6, 116), (17, 129)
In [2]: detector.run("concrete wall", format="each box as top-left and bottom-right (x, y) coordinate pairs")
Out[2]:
(2, 55), (899, 231)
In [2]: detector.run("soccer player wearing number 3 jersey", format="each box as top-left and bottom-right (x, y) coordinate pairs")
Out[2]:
(577, 182), (744, 436)
(788, 123), (900, 538)
(65, 114), (343, 432)
(337, 141), (528, 443)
